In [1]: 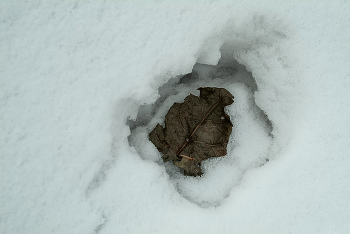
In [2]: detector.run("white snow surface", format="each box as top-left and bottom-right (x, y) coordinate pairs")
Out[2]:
(1, 1), (350, 233)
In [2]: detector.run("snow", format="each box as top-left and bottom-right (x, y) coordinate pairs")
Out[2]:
(1, 1), (350, 233)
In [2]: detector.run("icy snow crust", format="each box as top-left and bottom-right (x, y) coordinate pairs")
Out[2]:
(1, 1), (350, 233)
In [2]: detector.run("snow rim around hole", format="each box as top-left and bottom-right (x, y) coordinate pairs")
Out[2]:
(126, 43), (276, 208)
(88, 15), (299, 209)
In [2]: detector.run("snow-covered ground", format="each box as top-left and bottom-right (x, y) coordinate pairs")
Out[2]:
(1, 1), (350, 233)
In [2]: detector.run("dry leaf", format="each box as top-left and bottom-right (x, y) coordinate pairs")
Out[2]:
(149, 87), (234, 176)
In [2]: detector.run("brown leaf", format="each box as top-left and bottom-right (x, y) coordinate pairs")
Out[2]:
(149, 87), (234, 176)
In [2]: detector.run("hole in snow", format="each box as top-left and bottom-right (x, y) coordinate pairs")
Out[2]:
(126, 43), (274, 208)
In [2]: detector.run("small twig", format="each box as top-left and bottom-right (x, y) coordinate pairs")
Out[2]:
(189, 100), (221, 139)
(179, 154), (194, 161)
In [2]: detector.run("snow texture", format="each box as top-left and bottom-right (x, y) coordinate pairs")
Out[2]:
(1, 1), (350, 233)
